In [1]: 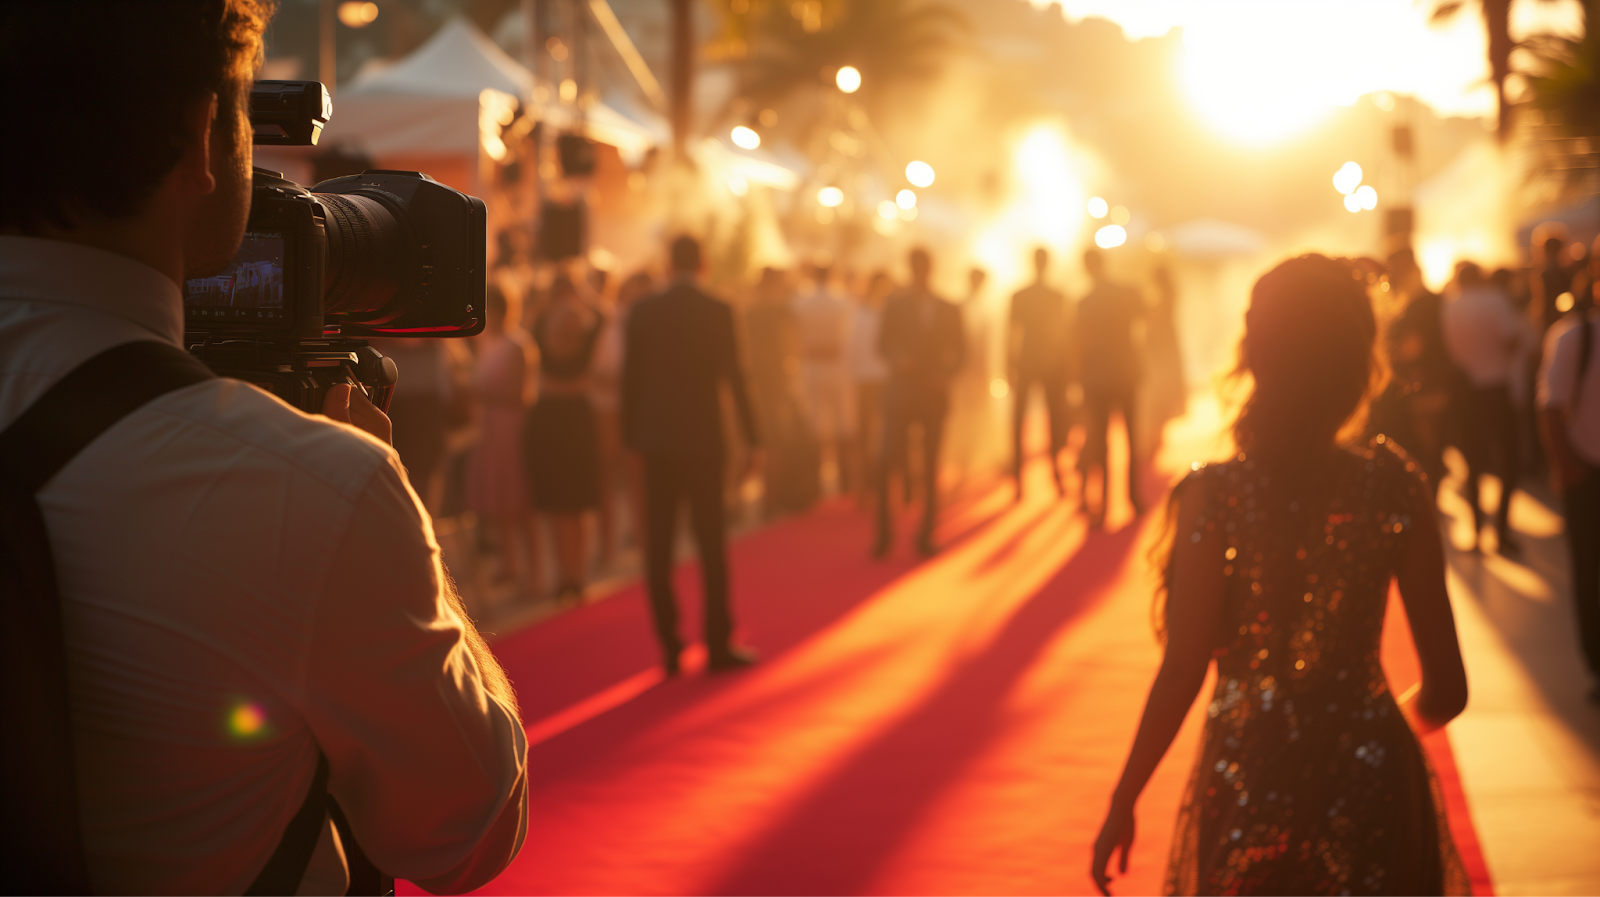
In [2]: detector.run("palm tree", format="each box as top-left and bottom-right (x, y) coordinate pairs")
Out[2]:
(1429, 0), (1515, 142)
(733, 0), (968, 123)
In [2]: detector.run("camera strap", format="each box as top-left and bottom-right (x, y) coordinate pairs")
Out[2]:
(0, 340), (328, 895)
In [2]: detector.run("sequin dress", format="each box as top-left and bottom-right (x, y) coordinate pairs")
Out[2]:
(1165, 439), (1468, 896)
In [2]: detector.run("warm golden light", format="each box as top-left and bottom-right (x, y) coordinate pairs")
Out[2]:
(896, 189), (917, 210)
(1095, 224), (1127, 248)
(559, 79), (578, 103)
(1332, 161), (1363, 195)
(1087, 196), (1109, 218)
(989, 378), (1010, 399)
(1355, 184), (1377, 210)
(836, 66), (862, 94)
(1145, 232), (1166, 252)
(728, 174), (749, 196)
(818, 186), (845, 207)
(1344, 193), (1362, 213)
(906, 161), (936, 188)
(337, 1), (378, 27)
(878, 200), (898, 220)
(1556, 291), (1576, 313)
(1110, 205), (1130, 225)
(731, 125), (761, 150)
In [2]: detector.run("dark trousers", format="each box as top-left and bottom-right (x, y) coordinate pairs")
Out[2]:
(1083, 384), (1140, 510)
(642, 453), (733, 656)
(1565, 471), (1600, 679)
(1456, 383), (1519, 539)
(1012, 371), (1067, 484)
(878, 386), (946, 542)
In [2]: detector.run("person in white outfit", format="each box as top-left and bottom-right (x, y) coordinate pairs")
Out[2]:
(847, 271), (894, 506)
(792, 261), (857, 493)
(1442, 262), (1533, 556)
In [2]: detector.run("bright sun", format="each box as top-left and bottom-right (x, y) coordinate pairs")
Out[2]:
(1039, 0), (1585, 146)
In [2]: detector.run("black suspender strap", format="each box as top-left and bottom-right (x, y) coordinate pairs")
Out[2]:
(0, 341), (336, 895)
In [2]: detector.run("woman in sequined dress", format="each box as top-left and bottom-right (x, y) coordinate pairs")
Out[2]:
(1092, 255), (1470, 896)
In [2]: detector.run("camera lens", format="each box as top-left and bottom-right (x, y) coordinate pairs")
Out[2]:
(318, 192), (407, 320)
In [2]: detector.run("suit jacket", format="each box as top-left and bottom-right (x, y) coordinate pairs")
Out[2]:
(1076, 280), (1145, 394)
(878, 287), (965, 407)
(622, 280), (760, 460)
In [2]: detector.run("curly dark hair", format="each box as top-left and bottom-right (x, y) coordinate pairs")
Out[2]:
(0, 0), (276, 232)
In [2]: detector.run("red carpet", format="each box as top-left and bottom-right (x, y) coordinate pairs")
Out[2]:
(401, 455), (1492, 895)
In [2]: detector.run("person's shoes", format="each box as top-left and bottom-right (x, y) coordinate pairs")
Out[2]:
(708, 645), (759, 673)
(556, 583), (586, 607)
(872, 529), (892, 559)
(915, 534), (938, 557)
(662, 647), (683, 678)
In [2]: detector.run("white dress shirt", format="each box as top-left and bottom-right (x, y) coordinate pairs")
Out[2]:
(1538, 309), (1600, 466)
(0, 237), (527, 895)
(1441, 283), (1529, 388)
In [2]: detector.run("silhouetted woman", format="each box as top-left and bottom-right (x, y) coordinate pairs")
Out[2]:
(1092, 255), (1470, 896)
(525, 273), (604, 603)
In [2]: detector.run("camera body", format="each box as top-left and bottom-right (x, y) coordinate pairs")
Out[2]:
(183, 80), (487, 414)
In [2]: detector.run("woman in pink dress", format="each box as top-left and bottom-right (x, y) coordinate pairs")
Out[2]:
(467, 282), (543, 594)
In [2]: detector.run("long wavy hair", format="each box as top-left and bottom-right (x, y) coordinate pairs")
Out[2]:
(1151, 254), (1387, 642)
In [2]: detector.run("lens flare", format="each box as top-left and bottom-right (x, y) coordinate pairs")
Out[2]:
(835, 66), (862, 94)
(227, 701), (268, 740)
(1095, 224), (1128, 248)
(905, 161), (935, 188)
(1087, 196), (1109, 218)
(730, 126), (761, 150)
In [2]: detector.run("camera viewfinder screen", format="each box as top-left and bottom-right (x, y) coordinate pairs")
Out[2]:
(184, 230), (286, 323)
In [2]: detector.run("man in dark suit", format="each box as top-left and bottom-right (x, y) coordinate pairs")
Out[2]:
(622, 236), (762, 675)
(1009, 246), (1070, 500)
(876, 246), (965, 557)
(1076, 248), (1145, 525)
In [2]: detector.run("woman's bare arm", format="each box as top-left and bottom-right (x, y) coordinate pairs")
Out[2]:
(1393, 492), (1468, 732)
(1091, 481), (1225, 893)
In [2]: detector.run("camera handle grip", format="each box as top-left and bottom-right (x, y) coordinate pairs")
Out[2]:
(354, 346), (399, 414)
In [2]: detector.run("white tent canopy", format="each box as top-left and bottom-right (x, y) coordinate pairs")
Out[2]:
(344, 17), (531, 100)
(323, 17), (666, 163)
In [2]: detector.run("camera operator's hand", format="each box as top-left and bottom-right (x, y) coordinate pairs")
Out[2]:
(323, 383), (393, 445)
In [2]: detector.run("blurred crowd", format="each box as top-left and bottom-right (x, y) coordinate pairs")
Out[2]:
(377, 237), (1193, 612)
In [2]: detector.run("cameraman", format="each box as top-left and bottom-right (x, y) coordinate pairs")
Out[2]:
(0, 2), (526, 894)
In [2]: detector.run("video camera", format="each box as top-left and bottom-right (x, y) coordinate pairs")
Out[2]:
(182, 80), (487, 414)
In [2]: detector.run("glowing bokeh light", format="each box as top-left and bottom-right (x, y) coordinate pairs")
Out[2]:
(896, 189), (917, 210)
(1094, 224), (1128, 248)
(1332, 161), (1363, 195)
(728, 174), (749, 196)
(817, 186), (844, 207)
(1110, 205), (1130, 225)
(1355, 184), (1378, 210)
(1556, 291), (1576, 313)
(835, 66), (862, 94)
(905, 161), (936, 188)
(1344, 193), (1362, 213)
(559, 79), (578, 103)
(730, 126), (761, 150)
(337, 1), (379, 27)
(1087, 196), (1109, 218)
(1145, 232), (1166, 252)
(898, 205), (918, 222)
(989, 378), (1010, 399)
(228, 701), (267, 739)
(878, 199), (898, 220)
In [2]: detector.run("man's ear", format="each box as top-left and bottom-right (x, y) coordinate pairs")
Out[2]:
(181, 92), (220, 197)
